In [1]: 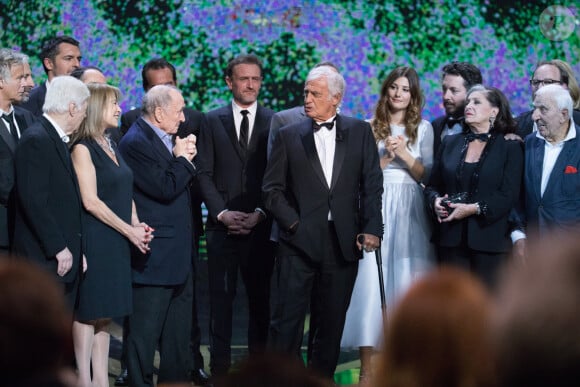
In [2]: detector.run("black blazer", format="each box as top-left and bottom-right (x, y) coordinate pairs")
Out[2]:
(425, 132), (524, 253)
(118, 118), (196, 285)
(197, 104), (274, 230)
(262, 115), (383, 262)
(12, 116), (83, 283)
(20, 82), (47, 117)
(431, 115), (446, 156)
(0, 107), (35, 246)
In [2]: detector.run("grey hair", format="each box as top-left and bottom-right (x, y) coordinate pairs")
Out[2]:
(536, 84), (574, 119)
(42, 75), (90, 114)
(0, 49), (29, 81)
(142, 84), (179, 116)
(306, 65), (346, 100)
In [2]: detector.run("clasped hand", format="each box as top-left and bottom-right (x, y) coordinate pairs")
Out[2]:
(129, 222), (154, 253)
(434, 195), (476, 223)
(174, 134), (197, 161)
(220, 210), (262, 235)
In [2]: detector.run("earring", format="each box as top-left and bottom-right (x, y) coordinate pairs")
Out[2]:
(489, 115), (496, 130)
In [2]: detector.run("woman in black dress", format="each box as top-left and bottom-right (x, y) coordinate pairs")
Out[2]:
(424, 85), (523, 287)
(70, 83), (153, 386)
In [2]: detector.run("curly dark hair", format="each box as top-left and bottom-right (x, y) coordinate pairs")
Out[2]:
(442, 62), (483, 90)
(372, 66), (424, 145)
(465, 85), (516, 134)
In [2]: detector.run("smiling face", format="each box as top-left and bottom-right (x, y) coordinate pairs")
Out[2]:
(532, 93), (569, 143)
(303, 76), (340, 122)
(102, 94), (121, 129)
(387, 76), (411, 114)
(464, 91), (499, 131)
(226, 63), (262, 108)
(442, 74), (468, 117)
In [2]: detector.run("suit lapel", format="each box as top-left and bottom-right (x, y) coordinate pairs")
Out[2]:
(544, 137), (577, 197)
(330, 116), (347, 190)
(0, 120), (16, 153)
(300, 120), (329, 190)
(218, 106), (244, 160)
(531, 137), (544, 200)
(137, 118), (173, 162)
(248, 105), (266, 154)
(41, 118), (75, 179)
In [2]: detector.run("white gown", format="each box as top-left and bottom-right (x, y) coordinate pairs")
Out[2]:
(341, 120), (437, 349)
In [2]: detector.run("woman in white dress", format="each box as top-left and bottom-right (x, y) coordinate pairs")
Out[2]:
(341, 66), (436, 384)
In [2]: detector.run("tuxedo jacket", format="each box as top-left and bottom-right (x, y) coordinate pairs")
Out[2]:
(267, 106), (306, 157)
(118, 118), (196, 285)
(120, 106), (205, 241)
(197, 104), (274, 230)
(12, 116), (82, 283)
(262, 115), (383, 262)
(20, 82), (47, 117)
(0, 107), (35, 246)
(516, 109), (580, 138)
(431, 115), (447, 156)
(524, 125), (580, 235)
(425, 132), (524, 253)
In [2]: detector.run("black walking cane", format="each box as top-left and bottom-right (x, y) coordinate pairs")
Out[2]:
(359, 229), (387, 321)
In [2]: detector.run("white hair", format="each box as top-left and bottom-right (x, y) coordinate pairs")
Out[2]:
(0, 49), (29, 81)
(306, 65), (346, 99)
(42, 76), (90, 114)
(536, 84), (574, 119)
(142, 84), (180, 116)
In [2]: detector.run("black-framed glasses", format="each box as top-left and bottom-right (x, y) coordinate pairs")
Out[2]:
(529, 79), (563, 87)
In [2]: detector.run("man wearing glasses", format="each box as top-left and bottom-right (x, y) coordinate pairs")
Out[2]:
(516, 60), (580, 138)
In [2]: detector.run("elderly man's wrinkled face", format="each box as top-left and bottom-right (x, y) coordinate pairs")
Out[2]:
(532, 93), (568, 143)
(159, 89), (185, 134)
(304, 76), (340, 122)
(0, 63), (26, 104)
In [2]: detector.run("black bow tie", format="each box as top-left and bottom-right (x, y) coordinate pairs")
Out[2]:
(466, 132), (491, 142)
(313, 119), (335, 132)
(446, 116), (463, 127)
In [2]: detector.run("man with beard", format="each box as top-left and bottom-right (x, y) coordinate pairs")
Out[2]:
(431, 62), (483, 155)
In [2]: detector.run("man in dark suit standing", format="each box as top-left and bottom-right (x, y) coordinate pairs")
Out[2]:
(116, 57), (208, 386)
(13, 76), (89, 307)
(0, 50), (36, 253)
(524, 84), (580, 236)
(20, 36), (82, 117)
(196, 54), (274, 377)
(118, 85), (197, 387)
(431, 62), (482, 155)
(262, 66), (383, 379)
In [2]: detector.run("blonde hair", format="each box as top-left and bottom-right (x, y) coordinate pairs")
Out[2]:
(72, 83), (121, 143)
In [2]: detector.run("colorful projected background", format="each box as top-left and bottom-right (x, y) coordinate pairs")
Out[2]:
(2, 0), (579, 120)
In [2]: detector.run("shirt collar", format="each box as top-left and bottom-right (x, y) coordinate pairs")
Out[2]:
(143, 117), (172, 142)
(536, 120), (577, 145)
(232, 100), (257, 117)
(0, 105), (14, 116)
(43, 113), (70, 143)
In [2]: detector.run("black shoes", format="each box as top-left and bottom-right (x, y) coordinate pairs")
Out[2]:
(192, 368), (211, 386)
(114, 368), (129, 386)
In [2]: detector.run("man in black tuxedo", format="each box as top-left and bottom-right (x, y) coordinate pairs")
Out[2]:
(431, 62), (483, 155)
(262, 66), (383, 379)
(196, 54), (275, 377)
(0, 50), (36, 253)
(115, 57), (208, 386)
(20, 36), (82, 117)
(516, 59), (580, 139)
(13, 76), (89, 307)
(118, 85), (198, 387)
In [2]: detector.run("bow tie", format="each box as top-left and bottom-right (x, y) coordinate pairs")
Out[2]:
(466, 132), (490, 142)
(446, 116), (463, 127)
(313, 119), (335, 132)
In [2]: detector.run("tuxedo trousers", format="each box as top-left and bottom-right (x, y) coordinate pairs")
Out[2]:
(206, 224), (275, 375)
(268, 221), (358, 379)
